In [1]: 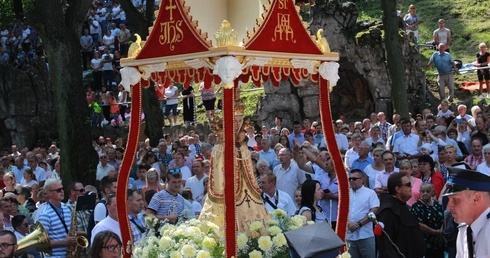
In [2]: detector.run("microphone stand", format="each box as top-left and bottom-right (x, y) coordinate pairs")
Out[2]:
(368, 212), (406, 258)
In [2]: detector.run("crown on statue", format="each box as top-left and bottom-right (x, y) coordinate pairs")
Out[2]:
(209, 97), (246, 140)
(235, 98), (245, 117)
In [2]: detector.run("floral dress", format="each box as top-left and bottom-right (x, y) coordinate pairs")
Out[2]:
(411, 199), (445, 256)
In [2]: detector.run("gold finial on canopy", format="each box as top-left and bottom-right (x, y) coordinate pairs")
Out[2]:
(315, 29), (331, 53)
(214, 20), (238, 47)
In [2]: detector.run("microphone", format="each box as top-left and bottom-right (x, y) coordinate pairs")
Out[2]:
(368, 212), (406, 258)
(368, 212), (378, 224)
(368, 212), (383, 236)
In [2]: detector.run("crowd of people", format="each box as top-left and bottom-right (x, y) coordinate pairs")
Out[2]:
(1, 97), (490, 257)
(0, 19), (46, 69)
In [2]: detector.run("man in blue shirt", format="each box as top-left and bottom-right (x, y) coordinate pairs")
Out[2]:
(425, 43), (459, 102)
(351, 141), (374, 171)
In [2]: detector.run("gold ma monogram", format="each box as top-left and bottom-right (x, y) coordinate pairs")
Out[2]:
(272, 13), (296, 43)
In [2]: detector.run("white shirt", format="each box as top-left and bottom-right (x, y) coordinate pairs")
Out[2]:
(456, 207), (490, 258)
(363, 165), (383, 190)
(178, 166), (192, 181)
(184, 175), (207, 203)
(320, 133), (348, 152)
(89, 20), (100, 35)
(393, 132), (420, 155)
(374, 168), (399, 189)
(476, 163), (490, 177)
(91, 216), (121, 244)
(261, 188), (296, 216)
(346, 186), (380, 241)
(96, 163), (115, 180)
(32, 166), (47, 183)
(273, 162), (306, 200)
(165, 86), (179, 105)
(344, 148), (359, 168)
(101, 53), (113, 70)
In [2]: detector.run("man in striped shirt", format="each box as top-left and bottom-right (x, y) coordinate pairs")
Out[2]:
(39, 179), (77, 257)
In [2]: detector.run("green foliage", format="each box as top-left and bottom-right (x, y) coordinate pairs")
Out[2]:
(0, 0), (15, 25)
(357, 0), (490, 64)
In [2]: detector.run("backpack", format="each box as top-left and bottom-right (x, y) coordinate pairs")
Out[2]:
(87, 199), (108, 244)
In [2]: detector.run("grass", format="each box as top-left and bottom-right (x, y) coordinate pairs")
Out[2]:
(189, 81), (264, 124)
(357, 0), (490, 64)
(357, 0), (490, 101)
(191, 1), (490, 124)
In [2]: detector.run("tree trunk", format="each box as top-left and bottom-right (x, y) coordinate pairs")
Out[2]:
(27, 0), (97, 188)
(119, 0), (153, 39)
(143, 82), (164, 147)
(12, 0), (23, 19)
(119, 0), (163, 147)
(381, 0), (409, 118)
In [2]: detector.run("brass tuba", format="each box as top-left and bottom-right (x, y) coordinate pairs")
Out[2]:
(15, 222), (52, 256)
(66, 203), (89, 258)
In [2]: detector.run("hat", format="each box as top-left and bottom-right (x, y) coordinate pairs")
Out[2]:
(443, 167), (490, 196)
(285, 222), (344, 258)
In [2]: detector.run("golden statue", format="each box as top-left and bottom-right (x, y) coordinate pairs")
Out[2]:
(199, 95), (270, 235)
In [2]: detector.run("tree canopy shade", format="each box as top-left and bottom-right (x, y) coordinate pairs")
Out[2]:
(120, 0), (164, 145)
(380, 0), (409, 118)
(26, 0), (98, 188)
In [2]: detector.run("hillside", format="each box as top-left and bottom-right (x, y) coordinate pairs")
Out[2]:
(196, 1), (490, 124)
(358, 0), (490, 64)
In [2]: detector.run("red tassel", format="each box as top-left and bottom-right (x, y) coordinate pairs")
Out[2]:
(374, 224), (383, 236)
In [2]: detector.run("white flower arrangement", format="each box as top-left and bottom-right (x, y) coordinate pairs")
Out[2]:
(133, 209), (308, 258)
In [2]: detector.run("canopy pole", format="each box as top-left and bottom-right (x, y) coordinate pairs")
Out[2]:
(117, 81), (143, 258)
(318, 76), (349, 252)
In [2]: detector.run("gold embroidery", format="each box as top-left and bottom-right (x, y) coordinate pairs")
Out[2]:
(272, 14), (296, 43)
(159, 0), (184, 50)
(278, 0), (288, 9)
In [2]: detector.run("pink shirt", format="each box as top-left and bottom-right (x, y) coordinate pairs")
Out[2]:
(406, 177), (422, 207)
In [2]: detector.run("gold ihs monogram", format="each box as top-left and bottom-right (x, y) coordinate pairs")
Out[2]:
(159, 0), (184, 50)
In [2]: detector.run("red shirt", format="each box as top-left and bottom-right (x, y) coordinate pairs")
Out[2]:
(415, 171), (444, 198)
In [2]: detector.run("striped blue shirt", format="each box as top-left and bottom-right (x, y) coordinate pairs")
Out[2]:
(148, 190), (185, 217)
(39, 202), (71, 258)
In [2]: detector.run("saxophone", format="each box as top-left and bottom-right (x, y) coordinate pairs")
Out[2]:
(66, 203), (89, 258)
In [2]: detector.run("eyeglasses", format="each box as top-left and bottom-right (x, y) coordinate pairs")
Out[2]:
(400, 182), (412, 188)
(50, 188), (64, 193)
(0, 243), (15, 250)
(74, 188), (85, 193)
(483, 152), (490, 156)
(100, 156), (108, 159)
(348, 177), (362, 181)
(168, 168), (181, 174)
(103, 244), (122, 252)
(147, 174), (157, 179)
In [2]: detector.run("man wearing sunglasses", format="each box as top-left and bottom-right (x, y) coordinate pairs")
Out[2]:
(65, 182), (89, 235)
(444, 167), (490, 257)
(12, 214), (40, 258)
(66, 181), (85, 212)
(39, 178), (78, 257)
(376, 172), (425, 258)
(346, 169), (379, 258)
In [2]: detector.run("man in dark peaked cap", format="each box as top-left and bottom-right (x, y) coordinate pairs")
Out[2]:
(444, 167), (490, 258)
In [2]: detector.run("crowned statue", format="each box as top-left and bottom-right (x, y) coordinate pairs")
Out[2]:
(199, 91), (271, 235)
